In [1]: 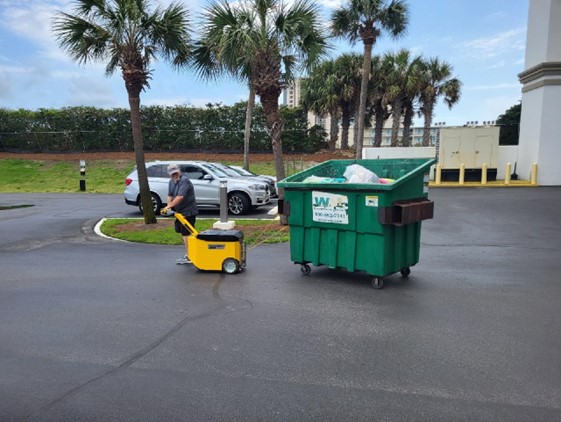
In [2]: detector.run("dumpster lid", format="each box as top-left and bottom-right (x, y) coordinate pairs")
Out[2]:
(277, 158), (436, 191)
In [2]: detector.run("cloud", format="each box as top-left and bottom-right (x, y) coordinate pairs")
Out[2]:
(65, 77), (119, 108)
(0, 1), (71, 62)
(466, 83), (521, 91)
(461, 28), (526, 59)
(0, 64), (31, 74)
(316, 0), (343, 9)
(481, 94), (522, 120)
(0, 74), (13, 100)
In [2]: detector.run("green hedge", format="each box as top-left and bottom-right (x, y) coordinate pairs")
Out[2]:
(0, 103), (327, 154)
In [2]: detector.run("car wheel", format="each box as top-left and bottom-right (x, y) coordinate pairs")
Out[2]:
(228, 192), (250, 215)
(138, 193), (162, 215)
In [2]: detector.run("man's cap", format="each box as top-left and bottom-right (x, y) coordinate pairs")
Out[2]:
(167, 164), (180, 175)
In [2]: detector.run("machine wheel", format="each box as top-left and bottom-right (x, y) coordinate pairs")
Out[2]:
(400, 267), (411, 278)
(300, 264), (311, 276)
(228, 192), (251, 215)
(371, 277), (384, 289)
(138, 193), (162, 215)
(222, 258), (240, 274)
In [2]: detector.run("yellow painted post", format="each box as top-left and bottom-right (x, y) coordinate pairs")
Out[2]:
(531, 162), (538, 185)
(459, 163), (465, 185)
(505, 163), (512, 185)
(435, 163), (442, 185)
(481, 163), (488, 185)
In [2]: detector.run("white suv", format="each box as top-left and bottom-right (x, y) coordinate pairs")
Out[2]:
(124, 161), (271, 215)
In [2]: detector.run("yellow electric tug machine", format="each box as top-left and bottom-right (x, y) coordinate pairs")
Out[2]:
(172, 212), (246, 274)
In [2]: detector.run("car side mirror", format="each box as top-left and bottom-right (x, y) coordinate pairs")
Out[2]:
(203, 174), (213, 181)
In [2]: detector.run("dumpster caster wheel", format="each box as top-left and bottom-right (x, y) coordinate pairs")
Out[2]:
(400, 267), (411, 278)
(372, 277), (384, 289)
(300, 264), (311, 276)
(222, 258), (240, 274)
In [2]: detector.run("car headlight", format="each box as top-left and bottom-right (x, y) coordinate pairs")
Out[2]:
(248, 183), (267, 191)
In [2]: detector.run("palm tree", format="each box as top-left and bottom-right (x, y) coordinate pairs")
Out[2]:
(192, 9), (256, 171)
(198, 0), (327, 185)
(369, 54), (391, 147)
(418, 57), (462, 146)
(301, 61), (340, 151)
(53, 0), (192, 224)
(302, 55), (363, 151)
(331, 0), (408, 159)
(333, 53), (362, 150)
(383, 49), (422, 146)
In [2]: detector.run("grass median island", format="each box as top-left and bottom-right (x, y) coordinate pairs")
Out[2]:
(101, 217), (290, 246)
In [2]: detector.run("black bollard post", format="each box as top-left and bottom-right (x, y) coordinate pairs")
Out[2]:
(79, 160), (86, 191)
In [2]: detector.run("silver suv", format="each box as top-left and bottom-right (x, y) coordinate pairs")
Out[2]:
(124, 161), (270, 215)
(210, 162), (277, 198)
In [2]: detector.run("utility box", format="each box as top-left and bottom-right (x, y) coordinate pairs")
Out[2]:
(439, 127), (499, 181)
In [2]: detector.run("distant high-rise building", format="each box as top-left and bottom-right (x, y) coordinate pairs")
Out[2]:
(283, 79), (302, 108)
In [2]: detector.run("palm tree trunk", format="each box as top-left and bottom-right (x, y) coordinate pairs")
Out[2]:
(129, 95), (156, 224)
(340, 104), (350, 149)
(422, 100), (434, 146)
(243, 85), (255, 170)
(260, 90), (287, 224)
(328, 110), (339, 151)
(373, 102), (385, 147)
(261, 102), (285, 182)
(390, 99), (402, 147)
(356, 42), (373, 159)
(402, 100), (414, 147)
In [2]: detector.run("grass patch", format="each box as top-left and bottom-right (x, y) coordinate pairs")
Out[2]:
(0, 158), (136, 193)
(100, 217), (289, 246)
(0, 158), (279, 193)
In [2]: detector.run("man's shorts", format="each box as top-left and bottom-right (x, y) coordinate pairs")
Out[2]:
(175, 214), (196, 236)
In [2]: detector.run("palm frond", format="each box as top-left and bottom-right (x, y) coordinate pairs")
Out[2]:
(53, 0), (193, 91)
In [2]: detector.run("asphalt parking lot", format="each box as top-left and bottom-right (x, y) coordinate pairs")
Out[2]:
(1, 188), (560, 421)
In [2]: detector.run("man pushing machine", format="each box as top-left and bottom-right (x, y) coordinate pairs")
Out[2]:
(161, 163), (198, 265)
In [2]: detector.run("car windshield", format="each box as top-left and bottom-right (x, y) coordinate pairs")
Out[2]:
(209, 163), (241, 177)
(201, 163), (231, 178)
(230, 166), (254, 176)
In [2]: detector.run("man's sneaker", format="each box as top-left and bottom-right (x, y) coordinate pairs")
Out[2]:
(176, 255), (191, 265)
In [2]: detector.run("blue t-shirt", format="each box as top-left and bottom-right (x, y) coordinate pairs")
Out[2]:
(168, 175), (198, 217)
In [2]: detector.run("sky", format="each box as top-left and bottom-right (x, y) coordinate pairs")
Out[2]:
(0, 0), (529, 126)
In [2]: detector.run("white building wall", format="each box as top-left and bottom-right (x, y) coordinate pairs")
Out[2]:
(518, 88), (543, 180)
(497, 146), (520, 179)
(537, 85), (561, 184)
(518, 0), (561, 185)
(525, 0), (561, 66)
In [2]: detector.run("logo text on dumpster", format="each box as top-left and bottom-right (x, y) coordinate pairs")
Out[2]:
(312, 191), (349, 224)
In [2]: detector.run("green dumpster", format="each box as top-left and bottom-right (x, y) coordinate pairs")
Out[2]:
(277, 158), (436, 288)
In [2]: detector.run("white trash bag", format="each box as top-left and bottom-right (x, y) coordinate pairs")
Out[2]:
(343, 164), (380, 184)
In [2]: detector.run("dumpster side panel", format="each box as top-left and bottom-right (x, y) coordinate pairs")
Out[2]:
(290, 225), (420, 277)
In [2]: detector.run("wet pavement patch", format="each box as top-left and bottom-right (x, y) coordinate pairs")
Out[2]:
(0, 204), (34, 210)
